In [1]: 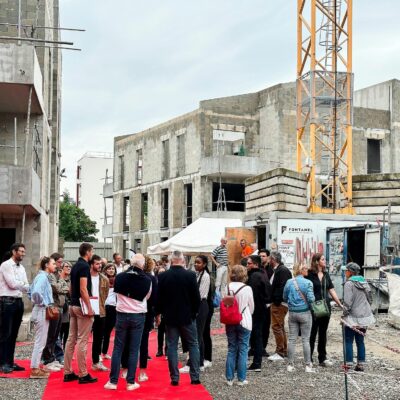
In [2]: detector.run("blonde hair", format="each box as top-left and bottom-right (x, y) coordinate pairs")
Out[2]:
(144, 256), (155, 273)
(292, 263), (303, 277)
(229, 264), (248, 283)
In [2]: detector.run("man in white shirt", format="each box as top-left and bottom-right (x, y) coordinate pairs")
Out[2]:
(104, 254), (152, 392)
(112, 253), (125, 274)
(0, 243), (29, 374)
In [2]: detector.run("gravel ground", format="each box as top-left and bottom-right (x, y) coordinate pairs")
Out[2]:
(1, 310), (399, 400)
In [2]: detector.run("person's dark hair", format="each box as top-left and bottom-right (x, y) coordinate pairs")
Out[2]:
(270, 251), (282, 265)
(259, 249), (270, 256)
(248, 255), (261, 267)
(161, 255), (169, 263)
(240, 258), (248, 267)
(310, 253), (325, 273)
(103, 263), (116, 276)
(50, 252), (64, 261)
(79, 242), (93, 257)
(10, 243), (25, 253)
(90, 254), (102, 265)
(40, 256), (51, 271)
(196, 255), (210, 274)
(112, 252), (120, 260)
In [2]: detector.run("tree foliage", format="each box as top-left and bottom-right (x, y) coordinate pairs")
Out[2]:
(59, 191), (98, 242)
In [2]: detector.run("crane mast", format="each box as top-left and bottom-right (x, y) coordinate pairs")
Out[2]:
(297, 0), (354, 214)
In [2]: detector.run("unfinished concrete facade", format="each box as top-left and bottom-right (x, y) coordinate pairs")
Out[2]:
(112, 79), (399, 255)
(0, 1), (61, 281)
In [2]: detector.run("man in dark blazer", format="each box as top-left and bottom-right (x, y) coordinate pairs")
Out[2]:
(156, 250), (201, 386)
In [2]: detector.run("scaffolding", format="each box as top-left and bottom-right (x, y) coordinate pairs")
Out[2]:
(297, 0), (354, 214)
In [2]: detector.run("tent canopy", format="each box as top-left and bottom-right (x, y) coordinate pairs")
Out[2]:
(147, 217), (242, 255)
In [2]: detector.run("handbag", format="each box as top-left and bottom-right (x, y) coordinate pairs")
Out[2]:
(46, 305), (60, 321)
(311, 275), (330, 319)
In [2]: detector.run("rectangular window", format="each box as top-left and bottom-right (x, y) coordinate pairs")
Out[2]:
(184, 184), (193, 226)
(176, 135), (185, 176)
(136, 149), (143, 185)
(161, 188), (169, 228)
(162, 139), (170, 180)
(134, 239), (141, 253)
(119, 155), (125, 189)
(213, 130), (245, 156)
(367, 139), (381, 174)
(141, 192), (148, 230)
(212, 182), (245, 212)
(123, 196), (130, 231)
(123, 239), (128, 259)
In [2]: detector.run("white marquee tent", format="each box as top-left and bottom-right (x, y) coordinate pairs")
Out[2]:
(147, 217), (242, 255)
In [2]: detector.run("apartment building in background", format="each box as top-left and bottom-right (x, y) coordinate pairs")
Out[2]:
(110, 79), (400, 256)
(77, 152), (113, 241)
(0, 0), (62, 279)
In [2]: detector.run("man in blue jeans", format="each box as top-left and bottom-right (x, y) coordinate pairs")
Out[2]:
(156, 250), (201, 386)
(104, 254), (152, 392)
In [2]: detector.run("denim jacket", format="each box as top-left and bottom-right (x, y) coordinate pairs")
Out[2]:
(283, 276), (315, 313)
(30, 270), (54, 306)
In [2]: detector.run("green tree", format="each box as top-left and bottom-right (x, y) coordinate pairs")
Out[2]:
(59, 191), (99, 242)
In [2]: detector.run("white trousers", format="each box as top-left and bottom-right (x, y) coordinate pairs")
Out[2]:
(30, 305), (50, 368)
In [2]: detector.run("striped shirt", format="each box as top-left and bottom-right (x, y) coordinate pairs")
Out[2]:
(196, 271), (210, 300)
(212, 245), (228, 266)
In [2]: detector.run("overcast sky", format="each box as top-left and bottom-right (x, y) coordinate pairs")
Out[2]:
(59, 0), (400, 196)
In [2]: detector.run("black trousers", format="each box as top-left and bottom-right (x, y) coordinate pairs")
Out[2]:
(251, 312), (266, 368)
(42, 309), (62, 364)
(60, 322), (70, 349)
(262, 307), (271, 350)
(187, 300), (208, 367)
(203, 301), (214, 362)
(0, 297), (24, 367)
(92, 315), (105, 364)
(139, 311), (154, 368)
(157, 317), (166, 352)
(310, 315), (330, 364)
(101, 305), (116, 355)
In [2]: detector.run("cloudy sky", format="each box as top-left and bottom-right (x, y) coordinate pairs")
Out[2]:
(59, 0), (400, 196)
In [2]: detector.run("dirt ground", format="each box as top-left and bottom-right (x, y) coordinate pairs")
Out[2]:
(201, 310), (400, 400)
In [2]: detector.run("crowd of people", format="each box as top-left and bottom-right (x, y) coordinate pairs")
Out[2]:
(0, 239), (375, 390)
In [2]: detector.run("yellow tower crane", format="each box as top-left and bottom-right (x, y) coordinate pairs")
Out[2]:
(296, 0), (354, 214)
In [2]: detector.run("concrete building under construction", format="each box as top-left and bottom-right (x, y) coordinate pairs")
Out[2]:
(0, 1), (62, 278)
(110, 78), (400, 256)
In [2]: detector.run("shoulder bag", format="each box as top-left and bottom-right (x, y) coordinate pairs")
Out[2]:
(46, 304), (60, 321)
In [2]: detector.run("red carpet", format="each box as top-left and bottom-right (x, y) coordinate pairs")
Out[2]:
(42, 330), (213, 400)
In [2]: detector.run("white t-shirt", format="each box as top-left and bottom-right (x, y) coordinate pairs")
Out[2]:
(226, 282), (254, 331)
(91, 275), (100, 315)
(105, 287), (117, 307)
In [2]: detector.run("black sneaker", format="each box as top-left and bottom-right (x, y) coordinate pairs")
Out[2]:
(78, 374), (98, 384)
(1, 365), (13, 374)
(12, 363), (25, 371)
(171, 381), (179, 386)
(354, 364), (364, 372)
(156, 350), (163, 357)
(248, 364), (261, 372)
(191, 380), (201, 385)
(64, 372), (79, 382)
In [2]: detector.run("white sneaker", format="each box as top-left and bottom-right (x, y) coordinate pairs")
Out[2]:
(236, 380), (248, 386)
(92, 362), (109, 371)
(204, 360), (212, 368)
(320, 359), (333, 367)
(121, 368), (127, 379)
(287, 365), (295, 372)
(226, 380), (233, 386)
(44, 364), (61, 372)
(138, 372), (148, 382)
(104, 381), (117, 390)
(179, 365), (190, 374)
(99, 355), (103, 362)
(127, 382), (140, 391)
(268, 353), (284, 362)
(305, 365), (316, 373)
(102, 353), (112, 360)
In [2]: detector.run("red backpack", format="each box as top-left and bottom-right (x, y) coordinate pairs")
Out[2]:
(220, 284), (248, 325)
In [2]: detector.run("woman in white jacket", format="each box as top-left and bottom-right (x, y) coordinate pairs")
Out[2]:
(225, 264), (254, 387)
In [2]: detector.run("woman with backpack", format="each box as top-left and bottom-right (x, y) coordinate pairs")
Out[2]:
(283, 262), (315, 373)
(180, 255), (210, 373)
(223, 264), (254, 386)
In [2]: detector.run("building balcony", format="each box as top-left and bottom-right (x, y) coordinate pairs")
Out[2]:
(103, 182), (113, 198)
(102, 223), (113, 238)
(0, 43), (44, 114)
(200, 155), (262, 178)
(0, 166), (41, 213)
